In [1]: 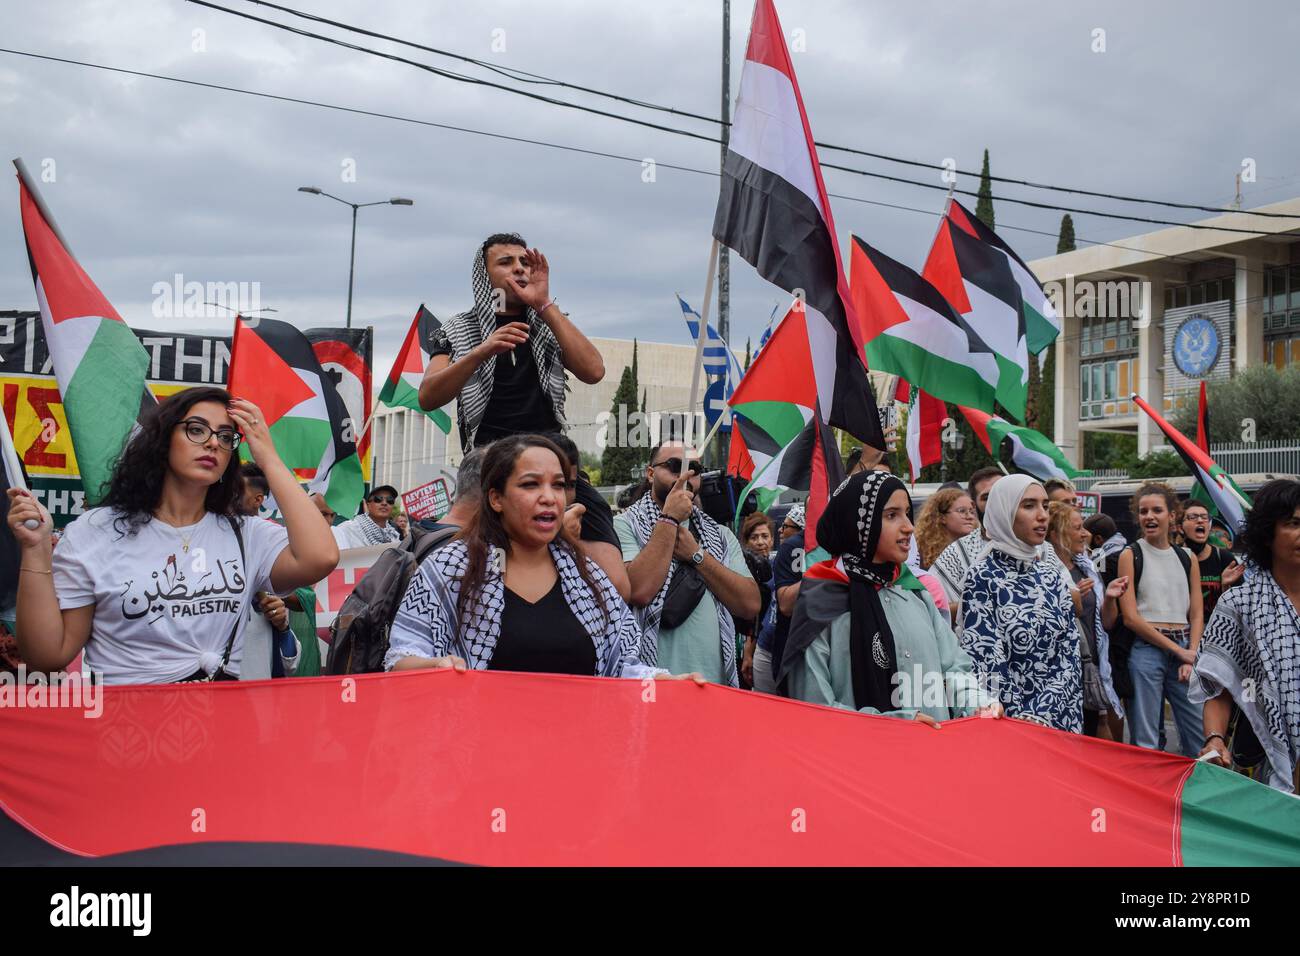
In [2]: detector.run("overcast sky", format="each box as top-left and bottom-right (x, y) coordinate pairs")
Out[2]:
(2, 0), (1297, 379)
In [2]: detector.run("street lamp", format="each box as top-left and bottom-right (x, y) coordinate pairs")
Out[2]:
(297, 186), (414, 328)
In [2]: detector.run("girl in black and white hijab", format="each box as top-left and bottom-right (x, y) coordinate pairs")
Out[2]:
(780, 472), (1001, 723)
(1192, 479), (1300, 793)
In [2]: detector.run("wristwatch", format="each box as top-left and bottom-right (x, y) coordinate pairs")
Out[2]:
(690, 547), (705, 566)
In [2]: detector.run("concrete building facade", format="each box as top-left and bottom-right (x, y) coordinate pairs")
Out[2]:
(1029, 198), (1300, 465)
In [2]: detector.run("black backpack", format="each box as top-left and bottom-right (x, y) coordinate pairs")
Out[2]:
(325, 525), (459, 675)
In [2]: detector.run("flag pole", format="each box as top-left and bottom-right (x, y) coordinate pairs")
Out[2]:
(12, 158), (76, 255)
(685, 238), (721, 467)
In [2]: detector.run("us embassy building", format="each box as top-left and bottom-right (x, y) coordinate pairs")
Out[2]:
(1029, 198), (1300, 466)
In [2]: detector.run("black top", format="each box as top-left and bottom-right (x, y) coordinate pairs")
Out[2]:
(767, 531), (805, 665)
(1193, 544), (1234, 618)
(1069, 563), (1099, 660)
(574, 475), (618, 548)
(489, 578), (597, 676)
(465, 315), (560, 446)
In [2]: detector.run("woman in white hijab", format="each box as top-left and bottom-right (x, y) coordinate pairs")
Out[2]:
(958, 474), (1083, 732)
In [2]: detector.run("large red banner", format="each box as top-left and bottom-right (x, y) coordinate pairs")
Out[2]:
(0, 670), (1231, 865)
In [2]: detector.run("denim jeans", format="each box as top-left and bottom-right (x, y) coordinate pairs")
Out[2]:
(1128, 628), (1203, 757)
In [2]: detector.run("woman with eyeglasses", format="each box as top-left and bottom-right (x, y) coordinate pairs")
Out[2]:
(914, 488), (978, 571)
(332, 484), (403, 548)
(6, 387), (339, 684)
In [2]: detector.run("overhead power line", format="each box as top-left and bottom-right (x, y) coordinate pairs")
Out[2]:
(5, 46), (1297, 252)
(216, 0), (1300, 221)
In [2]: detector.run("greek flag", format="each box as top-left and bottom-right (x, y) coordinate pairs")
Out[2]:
(677, 295), (743, 389)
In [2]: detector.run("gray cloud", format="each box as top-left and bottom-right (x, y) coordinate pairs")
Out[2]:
(1, 0), (1296, 379)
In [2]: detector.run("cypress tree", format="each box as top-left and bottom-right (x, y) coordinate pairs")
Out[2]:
(1056, 214), (1076, 255)
(601, 365), (640, 482)
(975, 148), (995, 231)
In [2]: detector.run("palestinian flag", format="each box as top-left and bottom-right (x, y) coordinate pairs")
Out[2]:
(947, 200), (1060, 355)
(851, 235), (1000, 413)
(1132, 392), (1250, 532)
(899, 380), (943, 484)
(712, 0), (880, 547)
(923, 207), (1029, 421)
(1188, 382), (1220, 518)
(3, 671), (1298, 865)
(726, 414), (756, 481)
(227, 317), (364, 516)
(961, 405), (1089, 481)
(732, 414), (818, 528)
(378, 305), (451, 433)
(15, 162), (154, 504)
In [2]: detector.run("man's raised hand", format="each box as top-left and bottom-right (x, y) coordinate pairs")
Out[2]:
(662, 472), (695, 522)
(506, 247), (551, 311)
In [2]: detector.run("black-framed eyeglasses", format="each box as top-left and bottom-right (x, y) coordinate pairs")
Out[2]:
(652, 457), (702, 475)
(368, 495), (396, 505)
(178, 418), (241, 451)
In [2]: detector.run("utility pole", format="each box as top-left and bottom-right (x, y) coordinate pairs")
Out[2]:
(715, 0), (732, 472)
(718, 0), (731, 349)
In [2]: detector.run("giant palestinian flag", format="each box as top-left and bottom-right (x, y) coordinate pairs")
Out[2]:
(713, 0), (880, 548)
(924, 205), (1029, 421)
(2, 670), (1298, 865)
(1133, 392), (1250, 532)
(227, 317), (364, 515)
(961, 404), (1088, 481)
(15, 162), (154, 504)
(378, 305), (451, 433)
(947, 200), (1060, 355)
(851, 235), (1000, 413)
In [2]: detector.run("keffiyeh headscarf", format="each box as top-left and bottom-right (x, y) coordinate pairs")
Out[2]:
(621, 489), (737, 686)
(979, 474), (1044, 564)
(434, 244), (568, 448)
(784, 503), (805, 530)
(814, 471), (912, 712)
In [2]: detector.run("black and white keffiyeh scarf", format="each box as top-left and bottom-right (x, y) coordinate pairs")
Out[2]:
(356, 514), (401, 546)
(621, 490), (738, 686)
(386, 540), (658, 679)
(434, 245), (568, 448)
(1191, 564), (1300, 793)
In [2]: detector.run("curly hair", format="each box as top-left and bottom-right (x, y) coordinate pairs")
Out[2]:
(456, 434), (604, 629)
(1130, 481), (1180, 523)
(1240, 478), (1300, 571)
(99, 386), (245, 536)
(1046, 500), (1079, 553)
(915, 487), (971, 568)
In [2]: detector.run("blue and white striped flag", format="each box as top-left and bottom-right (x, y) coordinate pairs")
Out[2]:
(677, 294), (743, 389)
(753, 301), (782, 362)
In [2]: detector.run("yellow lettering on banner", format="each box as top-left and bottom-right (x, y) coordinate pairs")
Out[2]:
(1, 374), (78, 476)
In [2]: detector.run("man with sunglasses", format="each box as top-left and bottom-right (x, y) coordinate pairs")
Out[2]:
(1180, 502), (1244, 618)
(332, 485), (403, 549)
(615, 442), (760, 686)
